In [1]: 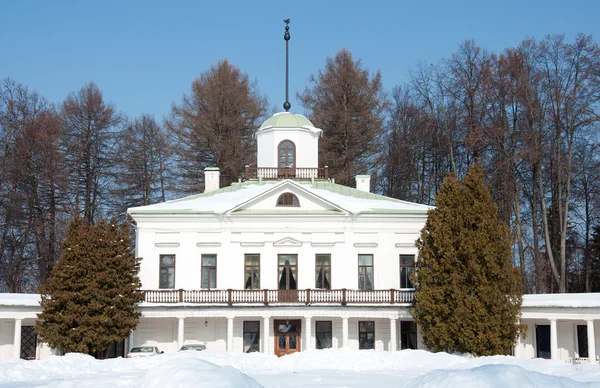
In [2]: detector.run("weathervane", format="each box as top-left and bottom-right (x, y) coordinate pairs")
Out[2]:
(283, 19), (291, 112)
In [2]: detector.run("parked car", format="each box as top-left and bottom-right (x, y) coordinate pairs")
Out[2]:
(126, 346), (163, 358)
(179, 344), (206, 352)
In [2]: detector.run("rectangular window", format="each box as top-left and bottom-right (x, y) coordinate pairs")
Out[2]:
(359, 321), (375, 350)
(315, 254), (331, 289)
(159, 255), (175, 289)
(243, 321), (260, 353)
(577, 325), (589, 358)
(400, 321), (418, 350)
(316, 321), (332, 349)
(244, 254), (260, 290)
(400, 255), (415, 289)
(201, 254), (217, 289)
(278, 254), (298, 290)
(358, 254), (373, 290)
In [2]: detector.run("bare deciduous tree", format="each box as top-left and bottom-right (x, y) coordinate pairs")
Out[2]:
(167, 59), (267, 193)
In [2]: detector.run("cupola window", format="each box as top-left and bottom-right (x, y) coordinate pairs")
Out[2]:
(276, 192), (300, 207)
(278, 140), (296, 168)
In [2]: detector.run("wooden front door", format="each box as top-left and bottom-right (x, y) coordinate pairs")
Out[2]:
(274, 320), (301, 357)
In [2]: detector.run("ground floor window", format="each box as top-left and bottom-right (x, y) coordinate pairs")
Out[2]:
(535, 324), (551, 359)
(400, 321), (418, 350)
(316, 321), (332, 349)
(243, 321), (260, 353)
(20, 326), (37, 360)
(359, 321), (375, 350)
(577, 325), (588, 358)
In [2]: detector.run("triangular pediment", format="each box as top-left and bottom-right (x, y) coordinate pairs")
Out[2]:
(226, 180), (348, 215)
(273, 237), (303, 247)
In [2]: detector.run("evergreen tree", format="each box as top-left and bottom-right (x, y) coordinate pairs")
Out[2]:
(412, 164), (524, 356)
(36, 217), (143, 357)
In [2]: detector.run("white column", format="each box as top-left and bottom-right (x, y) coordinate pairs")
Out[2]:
(177, 317), (185, 350)
(262, 316), (270, 354)
(226, 317), (234, 352)
(342, 317), (349, 348)
(13, 319), (22, 359)
(398, 320), (403, 350)
(587, 320), (596, 364)
(389, 318), (397, 352)
(550, 319), (558, 360)
(514, 332), (522, 358)
(304, 317), (312, 351)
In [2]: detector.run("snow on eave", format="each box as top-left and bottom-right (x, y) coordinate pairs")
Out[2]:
(0, 293), (41, 307)
(522, 293), (600, 308)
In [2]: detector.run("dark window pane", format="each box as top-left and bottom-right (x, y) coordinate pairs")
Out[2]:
(279, 335), (287, 349)
(289, 335), (297, 349)
(577, 325), (588, 358)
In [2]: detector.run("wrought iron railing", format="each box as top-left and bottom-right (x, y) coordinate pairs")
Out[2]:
(141, 288), (414, 305)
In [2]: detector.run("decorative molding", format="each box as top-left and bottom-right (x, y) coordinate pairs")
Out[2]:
(155, 242), (180, 248)
(311, 242), (335, 248)
(273, 237), (303, 247)
(196, 242), (222, 247)
(395, 243), (415, 248)
(240, 242), (265, 247)
(353, 242), (378, 248)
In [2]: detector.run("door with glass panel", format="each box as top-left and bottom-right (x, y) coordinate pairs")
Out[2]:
(274, 320), (301, 357)
(278, 254), (298, 302)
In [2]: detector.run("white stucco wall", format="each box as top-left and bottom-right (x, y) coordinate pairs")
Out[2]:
(256, 128), (320, 168)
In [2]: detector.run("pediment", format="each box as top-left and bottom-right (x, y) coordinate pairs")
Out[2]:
(227, 180), (348, 215)
(273, 237), (303, 247)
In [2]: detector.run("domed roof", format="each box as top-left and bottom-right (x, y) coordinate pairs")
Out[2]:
(258, 112), (322, 135)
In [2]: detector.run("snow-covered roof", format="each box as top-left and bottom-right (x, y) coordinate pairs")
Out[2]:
(257, 112), (322, 136)
(522, 293), (600, 308)
(128, 180), (433, 216)
(0, 293), (41, 307)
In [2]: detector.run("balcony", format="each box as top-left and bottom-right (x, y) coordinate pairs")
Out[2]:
(141, 288), (414, 305)
(244, 166), (329, 180)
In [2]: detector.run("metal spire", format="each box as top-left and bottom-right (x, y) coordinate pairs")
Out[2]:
(283, 19), (291, 112)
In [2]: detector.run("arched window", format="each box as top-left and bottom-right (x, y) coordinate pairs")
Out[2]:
(278, 140), (296, 168)
(276, 192), (300, 207)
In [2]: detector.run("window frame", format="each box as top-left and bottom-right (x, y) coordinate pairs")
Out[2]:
(159, 254), (176, 289)
(201, 254), (217, 289)
(278, 139), (296, 168)
(358, 320), (375, 350)
(315, 321), (333, 349)
(244, 254), (260, 290)
(276, 192), (300, 207)
(315, 254), (331, 289)
(243, 321), (260, 353)
(400, 321), (418, 350)
(358, 254), (374, 290)
(400, 254), (415, 289)
(278, 254), (298, 290)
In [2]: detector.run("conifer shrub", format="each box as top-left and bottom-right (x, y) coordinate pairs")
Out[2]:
(412, 164), (525, 356)
(36, 217), (143, 357)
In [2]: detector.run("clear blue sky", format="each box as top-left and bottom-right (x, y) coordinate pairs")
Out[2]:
(2, 0), (598, 121)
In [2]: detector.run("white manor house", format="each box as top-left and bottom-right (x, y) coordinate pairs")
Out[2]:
(0, 112), (599, 364)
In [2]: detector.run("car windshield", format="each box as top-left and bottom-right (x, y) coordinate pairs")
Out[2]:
(181, 345), (204, 350)
(130, 347), (153, 353)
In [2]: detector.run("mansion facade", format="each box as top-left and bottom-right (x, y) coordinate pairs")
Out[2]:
(0, 112), (598, 364)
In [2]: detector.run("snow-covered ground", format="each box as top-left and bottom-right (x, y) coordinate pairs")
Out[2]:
(1, 349), (599, 388)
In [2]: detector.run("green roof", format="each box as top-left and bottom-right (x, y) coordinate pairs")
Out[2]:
(258, 112), (317, 131)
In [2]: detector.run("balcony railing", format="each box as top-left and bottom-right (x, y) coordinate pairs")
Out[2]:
(244, 166), (329, 180)
(141, 289), (414, 305)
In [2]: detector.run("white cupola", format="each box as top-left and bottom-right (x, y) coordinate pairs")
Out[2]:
(255, 112), (322, 169)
